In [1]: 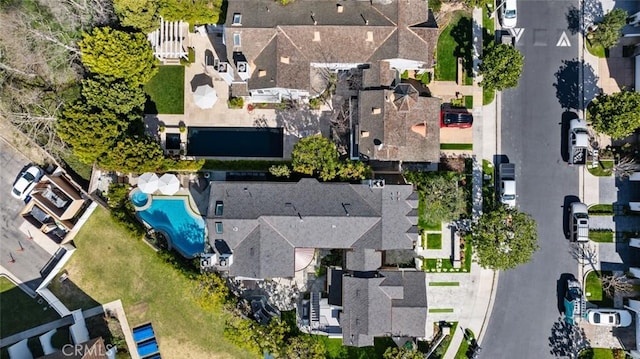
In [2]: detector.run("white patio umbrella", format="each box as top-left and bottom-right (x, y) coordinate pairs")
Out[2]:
(138, 172), (159, 194)
(158, 173), (180, 195)
(193, 84), (217, 109)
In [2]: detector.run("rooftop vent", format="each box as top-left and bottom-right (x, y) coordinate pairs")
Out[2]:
(361, 130), (370, 138)
(313, 31), (320, 42)
(258, 69), (267, 77)
(280, 56), (290, 64)
(371, 107), (381, 114)
(366, 31), (373, 42)
(218, 63), (228, 72)
(337, 4), (343, 13)
(238, 62), (247, 72)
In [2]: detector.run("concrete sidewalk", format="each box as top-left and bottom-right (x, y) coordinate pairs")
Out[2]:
(442, 8), (499, 359)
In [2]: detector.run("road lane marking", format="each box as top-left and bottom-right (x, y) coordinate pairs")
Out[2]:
(557, 31), (571, 47)
(508, 28), (525, 44)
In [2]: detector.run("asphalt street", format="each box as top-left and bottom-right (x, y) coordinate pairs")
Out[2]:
(0, 140), (53, 291)
(480, 0), (581, 357)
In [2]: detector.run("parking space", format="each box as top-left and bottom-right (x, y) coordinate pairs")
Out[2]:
(0, 139), (56, 292)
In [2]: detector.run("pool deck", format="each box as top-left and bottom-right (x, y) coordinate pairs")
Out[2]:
(145, 31), (332, 160)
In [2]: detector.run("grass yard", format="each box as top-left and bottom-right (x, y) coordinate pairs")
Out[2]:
(464, 95), (473, 109)
(586, 40), (606, 58)
(422, 239), (472, 273)
(454, 329), (475, 359)
(589, 230), (614, 243)
(588, 160), (613, 177)
(440, 143), (473, 150)
(579, 348), (624, 359)
(144, 65), (185, 114)
(319, 336), (396, 359)
(588, 204), (613, 215)
(436, 11), (472, 81)
(585, 271), (614, 308)
(483, 88), (495, 105)
(429, 282), (460, 287)
(0, 277), (61, 338)
(429, 308), (454, 313)
(427, 233), (443, 249)
(47, 207), (253, 359)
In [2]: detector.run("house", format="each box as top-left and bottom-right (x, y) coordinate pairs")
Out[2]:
(357, 83), (441, 162)
(205, 178), (428, 346)
(221, 0), (438, 102)
(20, 171), (87, 242)
(205, 178), (419, 278)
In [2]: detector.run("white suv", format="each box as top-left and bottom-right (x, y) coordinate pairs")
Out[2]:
(501, 0), (517, 29)
(11, 166), (43, 200)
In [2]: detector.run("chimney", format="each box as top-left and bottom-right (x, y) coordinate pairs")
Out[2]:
(371, 107), (381, 114)
(366, 31), (373, 42)
(313, 31), (320, 41)
(280, 56), (290, 64)
(258, 69), (267, 77)
(337, 4), (344, 13)
(361, 130), (370, 138)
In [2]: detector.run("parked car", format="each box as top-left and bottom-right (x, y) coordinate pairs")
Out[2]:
(585, 309), (632, 327)
(563, 275), (583, 326)
(11, 165), (43, 200)
(440, 110), (473, 128)
(500, 0), (517, 29)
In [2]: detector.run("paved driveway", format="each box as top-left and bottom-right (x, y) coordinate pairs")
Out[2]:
(0, 139), (55, 292)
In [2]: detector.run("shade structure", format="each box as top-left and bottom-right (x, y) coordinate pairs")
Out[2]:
(294, 248), (315, 272)
(193, 84), (217, 109)
(138, 172), (159, 194)
(158, 173), (180, 195)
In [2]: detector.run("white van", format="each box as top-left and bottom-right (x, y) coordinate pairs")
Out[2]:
(501, 0), (517, 29)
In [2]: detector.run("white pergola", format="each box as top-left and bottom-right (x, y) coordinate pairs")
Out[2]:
(148, 17), (188, 61)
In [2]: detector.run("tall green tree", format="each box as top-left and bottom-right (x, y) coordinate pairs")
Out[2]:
(160, 0), (223, 25)
(291, 135), (341, 181)
(471, 206), (539, 270)
(56, 102), (126, 164)
(285, 336), (326, 359)
(113, 0), (159, 33)
(82, 77), (147, 115)
(98, 137), (166, 173)
(338, 160), (370, 181)
(383, 346), (425, 359)
(79, 27), (158, 85)
(588, 91), (640, 139)
(593, 9), (628, 49)
(404, 171), (466, 226)
(479, 43), (524, 91)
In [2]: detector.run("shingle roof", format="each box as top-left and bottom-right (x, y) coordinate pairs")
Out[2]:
(358, 84), (441, 162)
(223, 0), (438, 92)
(206, 178), (417, 278)
(342, 270), (428, 347)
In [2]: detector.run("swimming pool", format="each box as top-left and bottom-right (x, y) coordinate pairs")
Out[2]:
(187, 127), (283, 157)
(134, 196), (206, 258)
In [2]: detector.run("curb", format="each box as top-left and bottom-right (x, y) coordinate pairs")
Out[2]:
(477, 269), (498, 344)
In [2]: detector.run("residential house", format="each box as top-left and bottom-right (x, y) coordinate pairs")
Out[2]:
(206, 178), (428, 345)
(20, 171), (87, 243)
(220, 0), (438, 102)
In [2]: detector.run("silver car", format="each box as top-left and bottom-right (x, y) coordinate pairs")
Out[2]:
(586, 309), (632, 327)
(11, 166), (43, 200)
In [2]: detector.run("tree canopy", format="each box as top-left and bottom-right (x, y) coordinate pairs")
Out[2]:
(291, 135), (341, 180)
(593, 9), (628, 49)
(159, 0), (223, 25)
(479, 43), (524, 91)
(471, 206), (539, 270)
(404, 171), (467, 226)
(113, 0), (159, 33)
(56, 103), (127, 164)
(98, 137), (166, 173)
(82, 77), (147, 115)
(588, 91), (640, 139)
(383, 346), (425, 359)
(79, 27), (158, 85)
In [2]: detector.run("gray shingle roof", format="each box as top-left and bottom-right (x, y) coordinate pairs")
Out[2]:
(223, 0), (438, 92)
(341, 270), (428, 347)
(206, 178), (418, 278)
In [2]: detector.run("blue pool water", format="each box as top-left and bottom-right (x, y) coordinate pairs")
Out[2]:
(136, 339), (159, 357)
(133, 324), (155, 343)
(135, 197), (205, 258)
(132, 191), (149, 207)
(187, 127), (283, 157)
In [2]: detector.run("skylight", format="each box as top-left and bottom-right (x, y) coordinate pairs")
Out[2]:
(232, 13), (242, 25)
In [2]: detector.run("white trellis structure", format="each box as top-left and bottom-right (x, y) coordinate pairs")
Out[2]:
(148, 17), (188, 61)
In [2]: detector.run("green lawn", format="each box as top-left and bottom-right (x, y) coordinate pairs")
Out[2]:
(436, 12), (472, 81)
(579, 348), (623, 359)
(422, 239), (472, 273)
(588, 160), (613, 177)
(483, 87), (495, 105)
(589, 230), (614, 243)
(319, 336), (396, 359)
(585, 271), (614, 307)
(588, 204), (613, 215)
(144, 65), (185, 114)
(47, 207), (253, 359)
(440, 143), (473, 150)
(0, 277), (61, 338)
(427, 233), (443, 249)
(429, 308), (454, 313)
(586, 40), (606, 58)
(429, 282), (460, 287)
(454, 329), (475, 359)
(464, 95), (473, 109)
